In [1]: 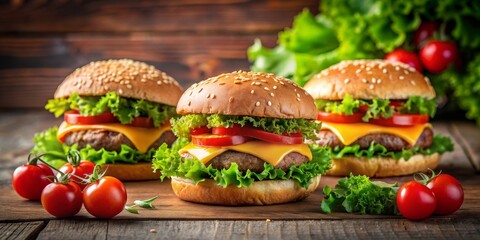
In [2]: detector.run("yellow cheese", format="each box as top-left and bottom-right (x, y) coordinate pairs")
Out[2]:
(57, 121), (171, 153)
(179, 141), (313, 167)
(321, 122), (431, 146)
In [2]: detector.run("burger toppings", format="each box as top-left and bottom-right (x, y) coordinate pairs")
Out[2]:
(46, 91), (177, 128)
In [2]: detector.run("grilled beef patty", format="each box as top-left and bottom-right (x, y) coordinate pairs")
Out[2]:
(64, 130), (176, 151)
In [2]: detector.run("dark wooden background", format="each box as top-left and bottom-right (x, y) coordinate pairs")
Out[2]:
(0, 0), (318, 108)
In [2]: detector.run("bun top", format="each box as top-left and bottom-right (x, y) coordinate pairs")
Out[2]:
(177, 71), (318, 119)
(54, 59), (184, 106)
(304, 60), (436, 100)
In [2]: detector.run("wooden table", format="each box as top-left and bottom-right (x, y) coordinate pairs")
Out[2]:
(0, 110), (479, 239)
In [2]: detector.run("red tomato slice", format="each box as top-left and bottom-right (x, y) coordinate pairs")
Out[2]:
(191, 134), (250, 147)
(369, 113), (429, 127)
(317, 111), (364, 123)
(129, 117), (155, 128)
(64, 110), (118, 125)
(191, 126), (211, 135)
(212, 125), (303, 145)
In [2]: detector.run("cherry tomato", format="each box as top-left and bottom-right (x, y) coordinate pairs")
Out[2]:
(317, 111), (364, 123)
(64, 110), (118, 125)
(369, 113), (429, 127)
(59, 160), (95, 190)
(41, 181), (83, 218)
(83, 176), (127, 218)
(419, 40), (461, 73)
(212, 125), (304, 145)
(129, 117), (155, 128)
(413, 21), (438, 47)
(397, 181), (436, 220)
(191, 134), (250, 147)
(427, 174), (464, 215)
(385, 49), (423, 72)
(191, 126), (211, 135)
(12, 163), (54, 200)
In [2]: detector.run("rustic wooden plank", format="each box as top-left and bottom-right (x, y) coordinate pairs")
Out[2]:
(0, 221), (46, 240)
(0, 0), (317, 33)
(0, 34), (277, 108)
(450, 121), (480, 172)
(106, 219), (480, 239)
(37, 220), (107, 240)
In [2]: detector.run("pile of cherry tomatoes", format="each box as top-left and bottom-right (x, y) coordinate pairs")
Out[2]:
(385, 22), (461, 74)
(12, 153), (127, 218)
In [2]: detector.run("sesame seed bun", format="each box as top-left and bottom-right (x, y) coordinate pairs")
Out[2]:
(54, 59), (184, 106)
(177, 71), (318, 119)
(304, 59), (436, 100)
(171, 175), (321, 205)
(326, 153), (440, 177)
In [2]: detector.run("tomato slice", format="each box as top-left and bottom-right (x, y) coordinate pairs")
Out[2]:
(212, 125), (303, 145)
(129, 117), (155, 128)
(369, 113), (429, 127)
(317, 111), (364, 123)
(64, 110), (118, 125)
(191, 134), (250, 147)
(191, 126), (211, 135)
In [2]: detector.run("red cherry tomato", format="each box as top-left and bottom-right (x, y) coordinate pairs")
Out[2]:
(83, 176), (127, 218)
(427, 174), (464, 215)
(397, 181), (436, 220)
(191, 134), (250, 147)
(64, 110), (118, 125)
(413, 21), (438, 47)
(385, 49), (423, 72)
(12, 163), (54, 200)
(368, 113), (429, 127)
(41, 182), (83, 218)
(317, 111), (364, 123)
(212, 125), (304, 145)
(419, 40), (461, 73)
(129, 117), (155, 128)
(59, 160), (95, 190)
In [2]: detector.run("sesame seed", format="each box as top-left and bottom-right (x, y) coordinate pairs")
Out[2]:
(404, 70), (410, 75)
(127, 84), (132, 89)
(211, 94), (216, 99)
(270, 92), (275, 97)
(362, 78), (368, 83)
(410, 80), (416, 85)
(344, 78), (350, 84)
(399, 76), (405, 80)
(279, 81), (284, 85)
(234, 81), (241, 84)
(355, 69), (362, 74)
(118, 89), (123, 94)
(366, 67), (371, 71)
(251, 82), (255, 85)
(377, 79), (382, 84)
(264, 87), (269, 91)
(255, 101), (260, 107)
(218, 82), (225, 85)
(268, 101), (272, 106)
(371, 78), (376, 84)
(369, 85), (374, 89)
(251, 90), (255, 94)
(424, 76), (430, 82)
(187, 101), (191, 106)
(206, 93), (211, 98)
(229, 97), (234, 103)
(273, 86), (278, 90)
(141, 79), (147, 82)
(296, 98), (301, 102)
(255, 82), (261, 86)
(382, 69), (388, 74)
(340, 69), (346, 74)
(260, 79), (267, 83)
(189, 91), (193, 96)
(395, 66), (401, 71)
(198, 88), (203, 93)
(157, 81), (162, 85)
(296, 93), (301, 98)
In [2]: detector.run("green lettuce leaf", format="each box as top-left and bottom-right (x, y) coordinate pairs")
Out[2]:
(399, 96), (436, 117)
(152, 142), (332, 189)
(321, 174), (398, 214)
(32, 127), (156, 168)
(45, 91), (176, 127)
(172, 114), (321, 140)
(328, 134), (453, 160)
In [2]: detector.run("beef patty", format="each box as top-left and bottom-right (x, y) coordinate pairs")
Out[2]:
(181, 151), (310, 173)
(64, 130), (176, 151)
(313, 127), (433, 151)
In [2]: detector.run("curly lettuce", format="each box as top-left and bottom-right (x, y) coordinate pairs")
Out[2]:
(321, 174), (398, 214)
(152, 140), (332, 189)
(327, 134), (453, 161)
(32, 127), (156, 168)
(172, 114), (321, 140)
(45, 91), (177, 127)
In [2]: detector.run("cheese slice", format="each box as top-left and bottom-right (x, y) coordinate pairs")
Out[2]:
(321, 122), (431, 146)
(57, 121), (171, 153)
(179, 141), (312, 167)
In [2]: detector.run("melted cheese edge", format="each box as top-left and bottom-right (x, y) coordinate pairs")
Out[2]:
(321, 122), (431, 146)
(178, 141), (312, 167)
(57, 121), (171, 153)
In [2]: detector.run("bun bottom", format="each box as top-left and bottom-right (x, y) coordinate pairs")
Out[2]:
(101, 163), (160, 181)
(327, 153), (440, 177)
(171, 175), (322, 206)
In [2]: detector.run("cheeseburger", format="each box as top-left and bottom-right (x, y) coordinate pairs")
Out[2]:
(153, 70), (331, 205)
(304, 59), (453, 177)
(33, 59), (184, 180)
